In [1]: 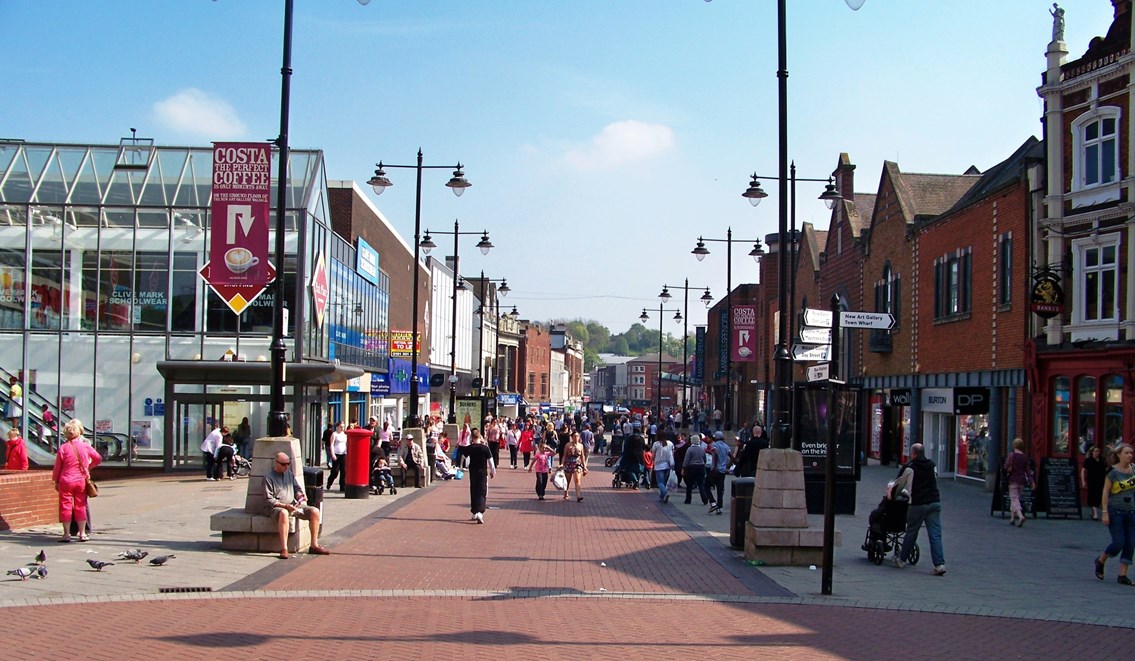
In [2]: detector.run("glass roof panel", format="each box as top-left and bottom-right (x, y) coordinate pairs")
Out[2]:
(36, 148), (68, 205)
(0, 149), (33, 203)
(138, 158), (168, 206)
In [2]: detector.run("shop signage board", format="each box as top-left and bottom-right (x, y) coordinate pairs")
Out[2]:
(310, 252), (329, 327)
(199, 260), (276, 315)
(792, 343), (830, 362)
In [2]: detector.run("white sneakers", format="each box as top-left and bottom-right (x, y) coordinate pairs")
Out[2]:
(474, 512), (484, 524)
(892, 556), (905, 569)
(933, 565), (947, 576)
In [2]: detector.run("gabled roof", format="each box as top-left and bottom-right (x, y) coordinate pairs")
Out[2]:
(800, 222), (827, 273)
(883, 162), (981, 224)
(842, 193), (875, 238)
(938, 137), (1042, 217)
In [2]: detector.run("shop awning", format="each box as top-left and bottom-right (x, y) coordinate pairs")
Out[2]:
(156, 360), (364, 386)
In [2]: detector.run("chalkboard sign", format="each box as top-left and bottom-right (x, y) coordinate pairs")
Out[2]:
(1040, 457), (1083, 519)
(991, 468), (1035, 518)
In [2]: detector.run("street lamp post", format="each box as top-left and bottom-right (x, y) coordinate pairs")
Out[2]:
(659, 281), (713, 415)
(367, 151), (470, 427)
(639, 305), (682, 422)
(475, 271), (510, 389)
(420, 220), (493, 423)
(692, 230), (764, 431)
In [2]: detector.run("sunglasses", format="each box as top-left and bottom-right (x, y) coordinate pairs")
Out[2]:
(275, 458), (291, 466)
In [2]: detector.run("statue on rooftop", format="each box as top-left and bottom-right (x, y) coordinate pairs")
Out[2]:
(1051, 3), (1066, 42)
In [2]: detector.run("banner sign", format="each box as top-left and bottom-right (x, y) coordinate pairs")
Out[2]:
(389, 330), (421, 358)
(731, 304), (757, 362)
(694, 326), (705, 383)
(716, 308), (728, 378)
(356, 237), (380, 285)
(204, 142), (272, 313)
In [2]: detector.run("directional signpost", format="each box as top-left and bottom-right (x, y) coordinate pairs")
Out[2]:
(840, 311), (895, 330)
(803, 308), (833, 328)
(799, 327), (832, 345)
(807, 363), (830, 382)
(792, 343), (830, 362)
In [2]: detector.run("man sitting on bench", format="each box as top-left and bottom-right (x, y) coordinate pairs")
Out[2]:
(265, 452), (331, 559)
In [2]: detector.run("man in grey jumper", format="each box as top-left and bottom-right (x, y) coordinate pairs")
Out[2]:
(682, 433), (712, 505)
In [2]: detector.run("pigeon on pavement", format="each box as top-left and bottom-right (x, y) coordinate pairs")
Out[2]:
(117, 549), (149, 563)
(35, 566), (47, 580)
(34, 550), (46, 566)
(7, 568), (33, 581)
(86, 560), (114, 572)
(149, 554), (176, 566)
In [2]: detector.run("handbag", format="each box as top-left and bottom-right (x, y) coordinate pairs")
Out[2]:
(77, 440), (98, 498)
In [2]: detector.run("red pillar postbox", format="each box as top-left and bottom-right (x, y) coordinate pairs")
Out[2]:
(345, 427), (371, 499)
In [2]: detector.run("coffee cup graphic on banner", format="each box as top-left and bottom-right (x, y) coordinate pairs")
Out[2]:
(224, 247), (259, 274)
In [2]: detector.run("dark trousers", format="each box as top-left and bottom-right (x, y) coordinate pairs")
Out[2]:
(522, 451), (531, 468)
(213, 447), (235, 479)
(490, 443), (501, 468)
(469, 470), (488, 514)
(202, 452), (215, 479)
(709, 469), (726, 506)
(509, 446), (518, 467)
(535, 472), (549, 498)
(326, 453), (347, 491)
(403, 458), (422, 488)
(684, 465), (710, 504)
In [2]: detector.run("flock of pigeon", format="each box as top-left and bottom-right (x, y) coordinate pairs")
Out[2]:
(6, 548), (176, 581)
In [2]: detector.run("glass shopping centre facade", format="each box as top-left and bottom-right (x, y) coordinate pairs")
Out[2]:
(0, 139), (366, 469)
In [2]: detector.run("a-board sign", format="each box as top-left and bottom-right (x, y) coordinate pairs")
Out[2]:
(1040, 457), (1082, 518)
(991, 467), (1036, 518)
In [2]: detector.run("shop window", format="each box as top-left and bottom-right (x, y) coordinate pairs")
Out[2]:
(1077, 376), (1097, 456)
(30, 237), (63, 331)
(170, 253), (198, 332)
(133, 252), (169, 332)
(0, 247), (26, 330)
(1104, 374), (1123, 447)
(1073, 235), (1118, 324)
(1053, 376), (1071, 455)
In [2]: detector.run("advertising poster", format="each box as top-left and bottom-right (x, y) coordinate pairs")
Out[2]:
(455, 397), (483, 432)
(209, 142), (271, 288)
(131, 420), (152, 449)
(731, 304), (757, 362)
(794, 385), (858, 476)
(60, 396), (75, 415)
(95, 419), (113, 434)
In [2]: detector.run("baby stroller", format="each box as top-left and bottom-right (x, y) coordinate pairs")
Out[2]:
(370, 457), (397, 495)
(862, 488), (919, 566)
(609, 455), (639, 489)
(233, 454), (252, 478)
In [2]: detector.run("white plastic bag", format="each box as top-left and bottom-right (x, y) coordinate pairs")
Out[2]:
(552, 469), (567, 491)
(666, 470), (678, 491)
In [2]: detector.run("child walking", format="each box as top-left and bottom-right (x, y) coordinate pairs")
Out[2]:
(528, 441), (555, 501)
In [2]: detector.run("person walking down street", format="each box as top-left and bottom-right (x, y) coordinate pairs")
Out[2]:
(320, 422), (334, 468)
(707, 431), (731, 514)
(1083, 445), (1109, 521)
(652, 433), (675, 503)
(457, 430), (496, 523)
(528, 440), (555, 500)
(5, 428), (27, 470)
(52, 419), (100, 543)
(325, 422), (348, 493)
(682, 433), (711, 505)
(1003, 438), (1034, 527)
(234, 416), (253, 459)
(1095, 443), (1135, 585)
(518, 424), (535, 470)
(890, 443), (947, 576)
(506, 422), (520, 469)
(200, 424), (223, 481)
(621, 433), (646, 490)
(712, 407), (723, 432)
(562, 432), (587, 502)
(485, 416), (502, 468)
(673, 433), (689, 487)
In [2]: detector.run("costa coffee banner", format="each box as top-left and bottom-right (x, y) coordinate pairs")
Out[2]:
(209, 143), (271, 288)
(731, 304), (757, 362)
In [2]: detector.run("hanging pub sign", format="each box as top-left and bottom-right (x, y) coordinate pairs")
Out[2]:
(1030, 268), (1064, 319)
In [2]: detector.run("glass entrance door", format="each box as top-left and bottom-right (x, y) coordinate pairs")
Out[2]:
(170, 399), (223, 471)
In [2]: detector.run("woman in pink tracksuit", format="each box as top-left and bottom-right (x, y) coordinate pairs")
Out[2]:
(52, 419), (101, 542)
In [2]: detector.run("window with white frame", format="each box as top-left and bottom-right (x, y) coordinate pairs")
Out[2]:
(1072, 107), (1120, 191)
(1074, 235), (1119, 323)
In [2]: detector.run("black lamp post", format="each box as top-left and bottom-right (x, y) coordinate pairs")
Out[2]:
(474, 271), (510, 389)
(639, 305), (682, 421)
(367, 151), (469, 427)
(692, 230), (764, 432)
(738, 0), (862, 454)
(659, 281), (713, 415)
(420, 220), (492, 423)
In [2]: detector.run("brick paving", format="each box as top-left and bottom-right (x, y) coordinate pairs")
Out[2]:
(2, 456), (1135, 658)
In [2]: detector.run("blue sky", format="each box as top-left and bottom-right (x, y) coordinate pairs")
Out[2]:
(1, 1), (1118, 334)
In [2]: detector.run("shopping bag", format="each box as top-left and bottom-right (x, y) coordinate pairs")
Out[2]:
(552, 469), (567, 491)
(455, 468), (465, 480)
(666, 470), (678, 491)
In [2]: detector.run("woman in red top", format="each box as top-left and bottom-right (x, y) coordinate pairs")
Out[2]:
(518, 425), (536, 469)
(5, 428), (27, 470)
(51, 419), (101, 542)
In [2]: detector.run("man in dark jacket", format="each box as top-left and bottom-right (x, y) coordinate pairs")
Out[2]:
(735, 424), (769, 478)
(457, 434), (496, 523)
(889, 443), (946, 576)
(621, 434), (647, 490)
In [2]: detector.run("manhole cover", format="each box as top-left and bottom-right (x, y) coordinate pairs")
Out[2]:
(159, 586), (213, 594)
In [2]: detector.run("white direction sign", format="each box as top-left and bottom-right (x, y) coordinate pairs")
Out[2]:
(792, 343), (830, 362)
(799, 327), (832, 345)
(807, 363), (830, 382)
(803, 308), (833, 328)
(841, 311), (896, 330)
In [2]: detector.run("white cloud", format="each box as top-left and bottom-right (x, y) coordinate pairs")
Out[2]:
(152, 88), (247, 140)
(563, 120), (675, 171)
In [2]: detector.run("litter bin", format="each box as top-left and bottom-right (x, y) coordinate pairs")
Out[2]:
(303, 466), (324, 509)
(344, 427), (372, 499)
(730, 477), (756, 549)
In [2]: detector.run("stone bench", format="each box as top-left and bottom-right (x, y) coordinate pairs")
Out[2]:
(209, 436), (314, 554)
